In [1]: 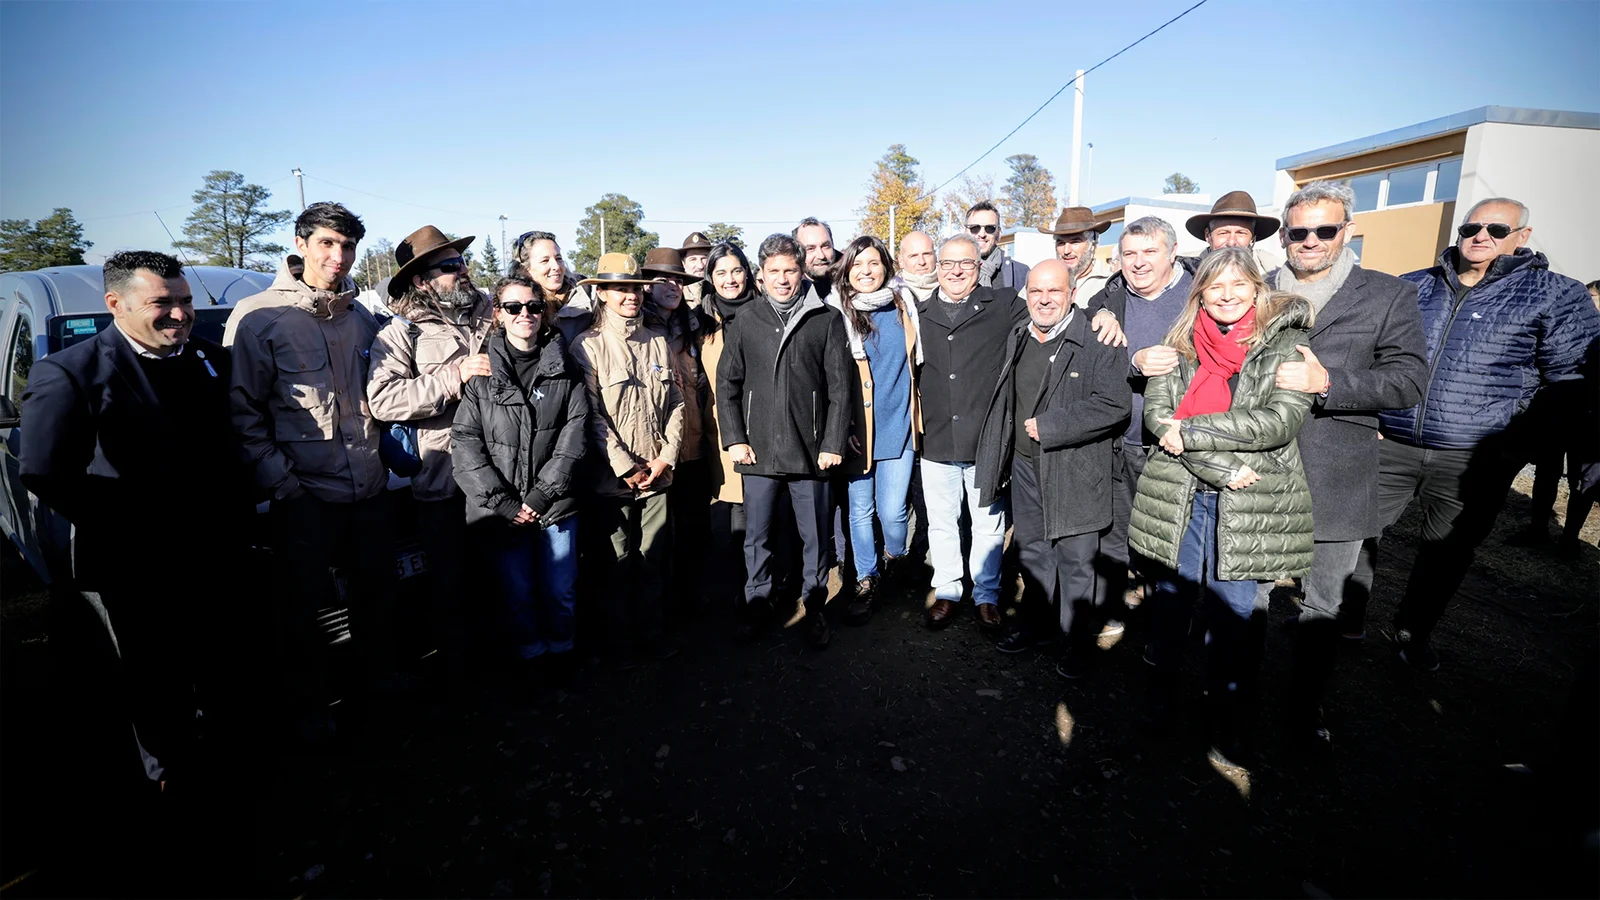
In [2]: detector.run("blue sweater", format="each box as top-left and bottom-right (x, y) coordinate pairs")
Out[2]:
(1122, 269), (1193, 445)
(863, 306), (913, 460)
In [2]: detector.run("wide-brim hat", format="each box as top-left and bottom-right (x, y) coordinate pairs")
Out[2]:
(641, 247), (700, 283)
(389, 225), (474, 299)
(680, 231), (712, 253)
(1185, 191), (1280, 241)
(1038, 206), (1111, 236)
(577, 252), (662, 287)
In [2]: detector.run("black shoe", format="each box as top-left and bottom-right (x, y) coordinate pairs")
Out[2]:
(736, 599), (774, 642)
(1056, 653), (1089, 680)
(844, 576), (877, 625)
(996, 629), (1053, 655)
(804, 604), (831, 649)
(1396, 628), (1440, 672)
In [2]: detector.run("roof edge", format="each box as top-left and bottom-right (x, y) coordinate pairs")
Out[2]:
(1275, 105), (1600, 172)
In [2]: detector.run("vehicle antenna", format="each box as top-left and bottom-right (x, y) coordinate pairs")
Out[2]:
(154, 211), (219, 306)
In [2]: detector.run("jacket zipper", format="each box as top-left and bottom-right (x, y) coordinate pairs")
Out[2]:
(811, 391), (818, 441)
(1415, 279), (1476, 444)
(1182, 420), (1251, 444)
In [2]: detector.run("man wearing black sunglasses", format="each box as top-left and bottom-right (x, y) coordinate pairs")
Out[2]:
(1368, 197), (1600, 675)
(966, 200), (1030, 294)
(1264, 180), (1427, 753)
(368, 224), (495, 690)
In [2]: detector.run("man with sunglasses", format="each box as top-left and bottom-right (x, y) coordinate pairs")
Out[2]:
(1262, 180), (1427, 752)
(966, 201), (1030, 294)
(1366, 197), (1600, 674)
(228, 202), (414, 740)
(367, 225), (495, 690)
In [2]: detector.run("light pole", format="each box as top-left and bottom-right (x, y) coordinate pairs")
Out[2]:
(292, 168), (305, 210)
(888, 204), (898, 256)
(498, 214), (508, 264)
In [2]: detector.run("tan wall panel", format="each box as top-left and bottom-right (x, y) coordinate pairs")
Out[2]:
(1351, 201), (1455, 275)
(1292, 133), (1468, 183)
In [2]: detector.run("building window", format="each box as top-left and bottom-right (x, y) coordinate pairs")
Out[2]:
(1100, 220), (1125, 247)
(1338, 156), (1463, 212)
(1349, 173), (1383, 213)
(1434, 158), (1462, 203)
(1385, 164), (1430, 207)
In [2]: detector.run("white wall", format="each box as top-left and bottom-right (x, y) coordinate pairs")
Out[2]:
(1008, 232), (1057, 269)
(1459, 122), (1600, 283)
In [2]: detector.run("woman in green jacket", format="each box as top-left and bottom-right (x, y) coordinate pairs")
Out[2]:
(1128, 247), (1316, 768)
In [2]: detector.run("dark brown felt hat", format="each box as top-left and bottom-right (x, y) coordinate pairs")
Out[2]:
(1038, 206), (1112, 236)
(1185, 191), (1280, 241)
(390, 225), (474, 298)
(641, 247), (698, 283)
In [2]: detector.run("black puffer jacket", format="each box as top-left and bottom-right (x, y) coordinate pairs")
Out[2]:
(715, 285), (854, 477)
(451, 329), (589, 525)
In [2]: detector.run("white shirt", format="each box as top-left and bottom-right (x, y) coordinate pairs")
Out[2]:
(114, 323), (184, 360)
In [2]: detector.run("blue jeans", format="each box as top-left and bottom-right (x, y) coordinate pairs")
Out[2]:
(920, 458), (1006, 606)
(1147, 492), (1261, 681)
(845, 446), (917, 580)
(492, 516), (578, 659)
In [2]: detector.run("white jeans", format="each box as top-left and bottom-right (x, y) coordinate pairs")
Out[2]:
(920, 459), (1006, 606)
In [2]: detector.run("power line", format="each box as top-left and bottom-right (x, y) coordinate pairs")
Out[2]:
(921, 0), (1212, 199)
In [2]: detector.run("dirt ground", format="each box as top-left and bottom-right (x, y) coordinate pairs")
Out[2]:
(2, 469), (1596, 898)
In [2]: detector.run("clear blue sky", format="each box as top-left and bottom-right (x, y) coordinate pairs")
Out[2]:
(3, 0), (1596, 265)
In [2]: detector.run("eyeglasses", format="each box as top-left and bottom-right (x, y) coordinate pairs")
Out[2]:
(496, 301), (545, 317)
(1284, 223), (1347, 243)
(937, 259), (979, 271)
(967, 224), (999, 235)
(1458, 222), (1520, 240)
(428, 257), (466, 274)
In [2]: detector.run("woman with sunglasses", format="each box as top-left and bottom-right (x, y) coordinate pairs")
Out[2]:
(452, 275), (589, 679)
(825, 236), (920, 624)
(511, 230), (596, 345)
(1128, 247), (1316, 770)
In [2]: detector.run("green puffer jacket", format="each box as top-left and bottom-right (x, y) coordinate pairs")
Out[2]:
(1129, 295), (1317, 581)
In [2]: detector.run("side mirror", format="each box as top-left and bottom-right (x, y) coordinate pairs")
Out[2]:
(0, 395), (20, 429)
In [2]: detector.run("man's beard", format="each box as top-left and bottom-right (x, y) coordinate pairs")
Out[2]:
(425, 280), (479, 322)
(1292, 243), (1342, 275)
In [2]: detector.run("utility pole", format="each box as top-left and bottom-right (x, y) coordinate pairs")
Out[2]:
(292, 168), (306, 210)
(600, 216), (607, 257)
(888, 204), (897, 256)
(498, 215), (508, 262)
(1084, 144), (1095, 207)
(1068, 70), (1085, 206)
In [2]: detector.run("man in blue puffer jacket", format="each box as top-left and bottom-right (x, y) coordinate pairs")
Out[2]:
(1367, 197), (1600, 672)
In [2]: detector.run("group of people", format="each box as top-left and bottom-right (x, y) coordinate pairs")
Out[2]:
(19, 183), (1599, 805)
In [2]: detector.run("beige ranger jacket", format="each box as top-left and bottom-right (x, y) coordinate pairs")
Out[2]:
(569, 311), (685, 499)
(224, 257), (385, 503)
(366, 291), (494, 501)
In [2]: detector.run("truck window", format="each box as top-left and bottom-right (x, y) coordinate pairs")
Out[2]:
(7, 315), (32, 406)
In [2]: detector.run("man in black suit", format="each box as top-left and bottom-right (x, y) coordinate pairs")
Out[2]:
(20, 250), (252, 889)
(1263, 181), (1427, 751)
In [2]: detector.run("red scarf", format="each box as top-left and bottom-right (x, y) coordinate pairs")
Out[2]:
(1173, 308), (1256, 419)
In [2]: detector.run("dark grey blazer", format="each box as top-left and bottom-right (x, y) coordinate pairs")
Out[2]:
(1287, 265), (1427, 541)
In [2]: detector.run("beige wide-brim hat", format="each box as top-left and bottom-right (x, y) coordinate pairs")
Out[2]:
(577, 252), (663, 287)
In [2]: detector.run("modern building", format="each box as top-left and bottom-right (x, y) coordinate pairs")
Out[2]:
(1273, 105), (1600, 281)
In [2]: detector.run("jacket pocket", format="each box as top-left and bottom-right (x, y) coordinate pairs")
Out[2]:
(272, 346), (335, 442)
(811, 391), (818, 441)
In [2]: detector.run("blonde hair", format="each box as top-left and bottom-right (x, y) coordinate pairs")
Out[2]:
(1162, 247), (1269, 361)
